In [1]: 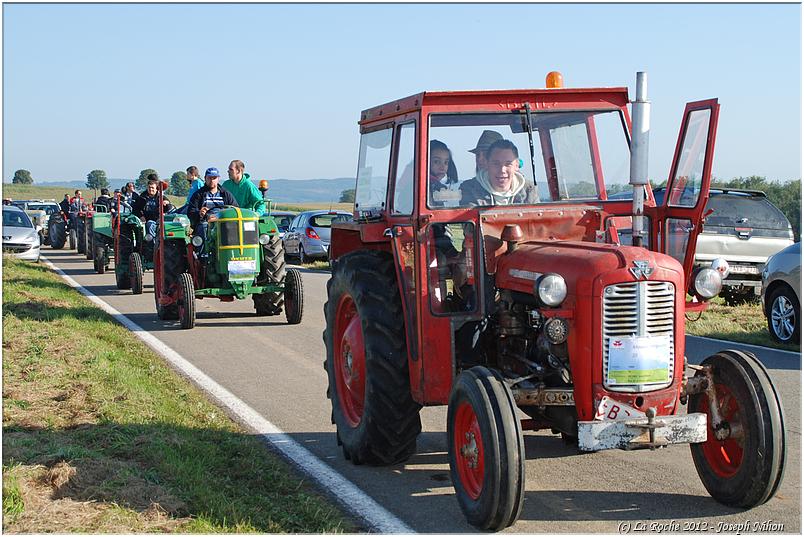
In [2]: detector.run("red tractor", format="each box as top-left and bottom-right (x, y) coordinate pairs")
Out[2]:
(324, 72), (785, 530)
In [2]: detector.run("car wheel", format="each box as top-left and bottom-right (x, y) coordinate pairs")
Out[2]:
(767, 286), (800, 343)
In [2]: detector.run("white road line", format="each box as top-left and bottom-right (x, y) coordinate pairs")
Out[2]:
(40, 256), (414, 534)
(687, 334), (800, 356)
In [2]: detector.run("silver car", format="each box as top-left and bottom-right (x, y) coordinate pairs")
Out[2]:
(761, 242), (800, 344)
(269, 210), (297, 241)
(283, 210), (351, 264)
(2, 206), (41, 262)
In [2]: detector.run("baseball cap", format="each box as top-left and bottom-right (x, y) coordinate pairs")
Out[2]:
(205, 167), (220, 178)
(469, 130), (504, 154)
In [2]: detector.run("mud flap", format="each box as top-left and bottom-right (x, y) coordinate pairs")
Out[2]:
(578, 412), (707, 452)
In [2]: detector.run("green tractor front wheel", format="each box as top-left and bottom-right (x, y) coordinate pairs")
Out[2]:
(177, 273), (196, 329)
(284, 268), (304, 324)
(130, 253), (144, 295)
(94, 245), (107, 274)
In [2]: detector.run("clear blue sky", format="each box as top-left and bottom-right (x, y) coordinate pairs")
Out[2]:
(3, 3), (801, 184)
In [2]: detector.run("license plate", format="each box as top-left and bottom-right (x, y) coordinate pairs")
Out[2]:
(606, 335), (670, 385)
(729, 264), (759, 275)
(595, 396), (646, 421)
(228, 260), (256, 275)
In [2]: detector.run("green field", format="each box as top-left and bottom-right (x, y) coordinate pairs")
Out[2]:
(2, 257), (352, 533)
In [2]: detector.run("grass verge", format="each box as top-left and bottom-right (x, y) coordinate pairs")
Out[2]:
(686, 296), (800, 352)
(2, 256), (352, 533)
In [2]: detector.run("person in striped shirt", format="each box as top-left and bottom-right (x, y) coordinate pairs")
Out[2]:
(187, 167), (238, 253)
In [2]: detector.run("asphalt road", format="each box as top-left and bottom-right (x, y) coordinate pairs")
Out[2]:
(42, 249), (801, 533)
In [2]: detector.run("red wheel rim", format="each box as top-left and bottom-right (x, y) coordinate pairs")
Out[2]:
(453, 400), (484, 500)
(333, 294), (365, 427)
(697, 383), (744, 478)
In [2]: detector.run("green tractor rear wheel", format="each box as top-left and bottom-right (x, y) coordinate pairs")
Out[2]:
(85, 222), (94, 260)
(130, 253), (144, 295)
(76, 219), (86, 254)
(284, 268), (304, 324)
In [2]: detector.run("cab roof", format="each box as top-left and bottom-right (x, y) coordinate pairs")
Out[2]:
(359, 87), (630, 125)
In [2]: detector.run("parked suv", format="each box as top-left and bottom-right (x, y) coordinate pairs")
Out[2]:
(283, 210), (351, 264)
(691, 189), (794, 304)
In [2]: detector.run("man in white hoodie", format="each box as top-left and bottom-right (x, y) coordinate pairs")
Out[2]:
(459, 139), (539, 206)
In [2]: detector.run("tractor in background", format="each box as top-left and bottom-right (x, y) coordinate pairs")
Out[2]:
(153, 182), (303, 329)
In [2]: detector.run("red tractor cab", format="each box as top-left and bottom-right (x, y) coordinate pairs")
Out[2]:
(325, 72), (785, 530)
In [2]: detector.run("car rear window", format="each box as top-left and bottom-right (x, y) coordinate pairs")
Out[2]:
(274, 216), (292, 229)
(3, 210), (32, 228)
(309, 214), (350, 228)
(705, 194), (790, 230)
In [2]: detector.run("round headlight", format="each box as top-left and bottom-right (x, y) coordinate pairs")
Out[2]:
(258, 233), (271, 245)
(191, 235), (204, 247)
(710, 257), (730, 279)
(536, 273), (567, 307)
(694, 268), (723, 299)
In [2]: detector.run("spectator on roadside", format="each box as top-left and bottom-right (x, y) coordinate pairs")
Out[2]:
(222, 159), (264, 213)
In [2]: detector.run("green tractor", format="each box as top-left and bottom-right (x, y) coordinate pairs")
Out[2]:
(92, 197), (152, 294)
(153, 186), (303, 329)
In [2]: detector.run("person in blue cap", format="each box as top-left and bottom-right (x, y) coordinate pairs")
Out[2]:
(187, 167), (238, 254)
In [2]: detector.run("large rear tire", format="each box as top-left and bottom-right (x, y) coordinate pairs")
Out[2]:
(68, 228), (76, 250)
(48, 215), (66, 249)
(130, 253), (144, 295)
(448, 367), (525, 531)
(94, 245), (106, 274)
(254, 234), (286, 316)
(323, 250), (421, 465)
(155, 239), (184, 321)
(690, 350), (786, 508)
(177, 272), (195, 329)
(284, 268), (303, 324)
(85, 221), (94, 260)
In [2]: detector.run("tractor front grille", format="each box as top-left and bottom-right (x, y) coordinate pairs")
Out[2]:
(602, 281), (675, 392)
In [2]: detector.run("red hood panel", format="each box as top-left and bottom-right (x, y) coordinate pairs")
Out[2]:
(495, 241), (684, 296)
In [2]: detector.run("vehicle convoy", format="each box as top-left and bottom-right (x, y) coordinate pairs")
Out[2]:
(323, 72), (786, 530)
(152, 182), (304, 329)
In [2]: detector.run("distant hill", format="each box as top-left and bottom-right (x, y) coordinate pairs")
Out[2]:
(4, 177), (357, 204)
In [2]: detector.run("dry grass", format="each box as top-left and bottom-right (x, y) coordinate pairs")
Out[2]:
(2, 257), (352, 533)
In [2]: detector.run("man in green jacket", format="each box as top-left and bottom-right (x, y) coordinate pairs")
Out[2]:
(222, 159), (265, 214)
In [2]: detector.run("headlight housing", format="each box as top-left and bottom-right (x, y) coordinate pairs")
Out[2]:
(535, 273), (567, 307)
(710, 257), (730, 279)
(191, 235), (204, 247)
(693, 268), (723, 300)
(258, 233), (271, 245)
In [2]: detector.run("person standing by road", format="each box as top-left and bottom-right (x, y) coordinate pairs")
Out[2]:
(222, 160), (264, 213)
(188, 167), (238, 252)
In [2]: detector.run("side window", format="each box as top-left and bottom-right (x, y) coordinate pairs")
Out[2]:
(355, 128), (393, 213)
(667, 108), (711, 208)
(427, 222), (477, 315)
(392, 123), (416, 215)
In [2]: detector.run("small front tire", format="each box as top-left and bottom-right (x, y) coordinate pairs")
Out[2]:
(94, 245), (106, 274)
(448, 367), (525, 531)
(177, 272), (195, 329)
(690, 350), (786, 508)
(284, 268), (304, 324)
(130, 253), (144, 295)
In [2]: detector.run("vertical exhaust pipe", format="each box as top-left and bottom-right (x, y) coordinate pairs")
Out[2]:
(630, 72), (650, 247)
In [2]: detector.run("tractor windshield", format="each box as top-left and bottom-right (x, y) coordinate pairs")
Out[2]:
(427, 110), (631, 208)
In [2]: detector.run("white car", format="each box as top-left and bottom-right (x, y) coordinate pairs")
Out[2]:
(3, 206), (41, 262)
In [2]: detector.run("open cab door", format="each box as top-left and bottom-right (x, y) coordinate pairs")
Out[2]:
(657, 99), (720, 309)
